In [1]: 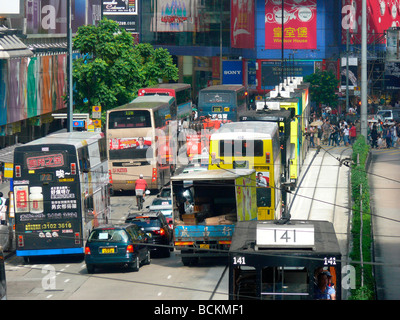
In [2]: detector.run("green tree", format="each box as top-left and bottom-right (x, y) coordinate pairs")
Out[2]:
(304, 69), (339, 108)
(72, 18), (178, 115)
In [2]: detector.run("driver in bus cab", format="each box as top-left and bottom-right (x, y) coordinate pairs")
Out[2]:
(134, 174), (148, 207)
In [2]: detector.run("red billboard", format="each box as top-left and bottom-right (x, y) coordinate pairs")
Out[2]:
(342, 0), (400, 44)
(265, 0), (317, 50)
(231, 0), (255, 48)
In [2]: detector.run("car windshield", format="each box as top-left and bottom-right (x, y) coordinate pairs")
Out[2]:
(128, 217), (161, 228)
(89, 229), (129, 242)
(151, 199), (172, 206)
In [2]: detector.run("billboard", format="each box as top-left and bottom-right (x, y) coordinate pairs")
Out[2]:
(222, 61), (243, 85)
(231, 0), (255, 48)
(341, 0), (400, 44)
(0, 0), (24, 17)
(150, 0), (198, 32)
(103, 0), (139, 33)
(265, 0), (317, 50)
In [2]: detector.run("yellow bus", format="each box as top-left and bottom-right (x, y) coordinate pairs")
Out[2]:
(106, 95), (177, 191)
(208, 121), (281, 220)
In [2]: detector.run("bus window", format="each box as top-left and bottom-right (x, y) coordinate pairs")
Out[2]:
(78, 146), (90, 171)
(257, 188), (271, 207)
(108, 110), (151, 129)
(233, 266), (257, 300)
(219, 140), (263, 157)
(261, 267), (309, 300)
(99, 137), (107, 162)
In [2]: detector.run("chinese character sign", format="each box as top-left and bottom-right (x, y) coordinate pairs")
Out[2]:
(265, 0), (317, 49)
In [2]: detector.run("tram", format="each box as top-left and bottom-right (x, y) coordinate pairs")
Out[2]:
(228, 220), (341, 300)
(208, 121), (282, 220)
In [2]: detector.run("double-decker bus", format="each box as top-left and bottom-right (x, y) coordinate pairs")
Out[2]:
(138, 83), (192, 124)
(107, 95), (177, 192)
(13, 132), (111, 261)
(198, 85), (247, 121)
(208, 121), (282, 220)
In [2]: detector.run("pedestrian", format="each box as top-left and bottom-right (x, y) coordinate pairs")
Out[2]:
(384, 126), (392, 149)
(309, 126), (315, 148)
(322, 120), (330, 145)
(0, 192), (7, 225)
(349, 122), (357, 145)
(371, 124), (378, 148)
(328, 125), (336, 146)
(343, 125), (350, 146)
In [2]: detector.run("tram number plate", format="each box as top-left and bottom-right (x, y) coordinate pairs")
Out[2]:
(256, 224), (315, 247)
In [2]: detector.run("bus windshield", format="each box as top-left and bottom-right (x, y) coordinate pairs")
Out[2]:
(108, 110), (151, 129)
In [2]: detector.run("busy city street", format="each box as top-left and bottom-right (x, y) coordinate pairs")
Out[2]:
(2, 0), (400, 305)
(4, 192), (229, 300)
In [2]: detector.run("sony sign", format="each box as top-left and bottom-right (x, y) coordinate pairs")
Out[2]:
(222, 60), (243, 85)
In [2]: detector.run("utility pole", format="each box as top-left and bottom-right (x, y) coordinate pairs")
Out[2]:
(361, 0), (368, 140)
(67, 0), (73, 132)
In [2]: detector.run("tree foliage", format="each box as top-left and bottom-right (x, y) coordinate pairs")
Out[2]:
(304, 69), (339, 107)
(72, 18), (179, 115)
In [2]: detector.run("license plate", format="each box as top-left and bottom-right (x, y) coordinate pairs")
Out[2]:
(126, 180), (135, 184)
(101, 248), (115, 254)
(200, 244), (210, 249)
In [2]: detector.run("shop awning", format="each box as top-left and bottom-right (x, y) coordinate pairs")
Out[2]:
(0, 34), (33, 59)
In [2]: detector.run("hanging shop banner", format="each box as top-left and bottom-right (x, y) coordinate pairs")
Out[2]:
(231, 0), (255, 48)
(265, 0), (317, 50)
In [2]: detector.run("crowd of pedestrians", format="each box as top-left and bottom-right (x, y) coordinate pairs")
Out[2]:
(308, 105), (400, 150)
(308, 116), (359, 148)
(368, 120), (400, 149)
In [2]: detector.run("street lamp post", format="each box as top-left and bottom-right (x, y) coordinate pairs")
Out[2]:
(67, 0), (73, 132)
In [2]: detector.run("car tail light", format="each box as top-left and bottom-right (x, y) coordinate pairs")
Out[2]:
(18, 235), (24, 247)
(126, 244), (134, 253)
(15, 165), (21, 178)
(74, 232), (80, 244)
(265, 152), (270, 164)
(71, 163), (77, 175)
(154, 228), (166, 236)
(109, 170), (113, 184)
(84, 246), (91, 255)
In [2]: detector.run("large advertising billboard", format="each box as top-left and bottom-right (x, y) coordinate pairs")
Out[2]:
(265, 0), (317, 50)
(341, 0), (400, 44)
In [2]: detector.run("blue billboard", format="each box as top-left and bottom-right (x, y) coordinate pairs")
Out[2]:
(222, 60), (243, 85)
